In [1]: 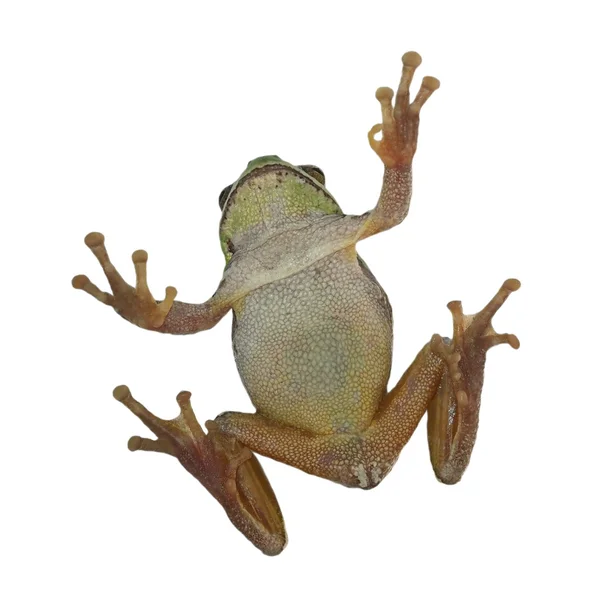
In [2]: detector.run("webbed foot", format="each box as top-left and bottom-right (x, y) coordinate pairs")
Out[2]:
(428, 279), (521, 484)
(368, 51), (440, 168)
(72, 232), (177, 329)
(113, 385), (287, 555)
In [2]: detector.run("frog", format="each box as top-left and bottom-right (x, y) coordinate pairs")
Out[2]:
(72, 51), (520, 556)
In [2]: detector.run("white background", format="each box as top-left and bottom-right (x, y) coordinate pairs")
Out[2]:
(2, 1), (598, 598)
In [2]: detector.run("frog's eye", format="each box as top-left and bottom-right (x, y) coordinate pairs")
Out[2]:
(299, 165), (326, 186)
(219, 184), (233, 210)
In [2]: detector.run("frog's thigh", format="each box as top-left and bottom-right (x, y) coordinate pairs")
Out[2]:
(215, 411), (376, 488)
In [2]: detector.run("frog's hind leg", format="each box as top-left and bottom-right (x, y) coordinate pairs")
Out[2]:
(215, 342), (447, 489)
(111, 385), (287, 555)
(427, 279), (521, 484)
(216, 279), (520, 489)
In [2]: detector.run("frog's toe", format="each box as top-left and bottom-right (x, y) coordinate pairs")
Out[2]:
(130, 248), (178, 326)
(430, 334), (468, 407)
(82, 232), (130, 294)
(127, 435), (176, 455)
(480, 332), (521, 351)
(72, 274), (114, 306)
(407, 76), (440, 116)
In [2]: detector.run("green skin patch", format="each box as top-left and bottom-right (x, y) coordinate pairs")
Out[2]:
(219, 156), (342, 263)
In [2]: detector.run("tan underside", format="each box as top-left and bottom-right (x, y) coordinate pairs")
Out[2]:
(231, 247), (393, 435)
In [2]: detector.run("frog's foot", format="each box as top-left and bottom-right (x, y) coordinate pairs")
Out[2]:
(368, 51), (440, 168)
(428, 279), (521, 484)
(72, 232), (177, 329)
(112, 385), (287, 556)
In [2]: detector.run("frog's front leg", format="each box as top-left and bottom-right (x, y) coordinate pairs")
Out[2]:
(72, 232), (229, 334)
(216, 280), (519, 488)
(360, 51), (439, 240)
(254, 52), (439, 259)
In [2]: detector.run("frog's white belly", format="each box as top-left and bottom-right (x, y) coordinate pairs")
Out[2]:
(231, 248), (393, 435)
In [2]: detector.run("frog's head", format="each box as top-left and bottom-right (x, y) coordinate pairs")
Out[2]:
(218, 155), (326, 210)
(217, 155), (339, 262)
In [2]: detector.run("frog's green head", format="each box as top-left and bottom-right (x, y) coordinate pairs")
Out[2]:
(218, 155), (339, 262)
(218, 156), (326, 210)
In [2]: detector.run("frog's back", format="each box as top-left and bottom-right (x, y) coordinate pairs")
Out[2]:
(231, 247), (393, 435)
